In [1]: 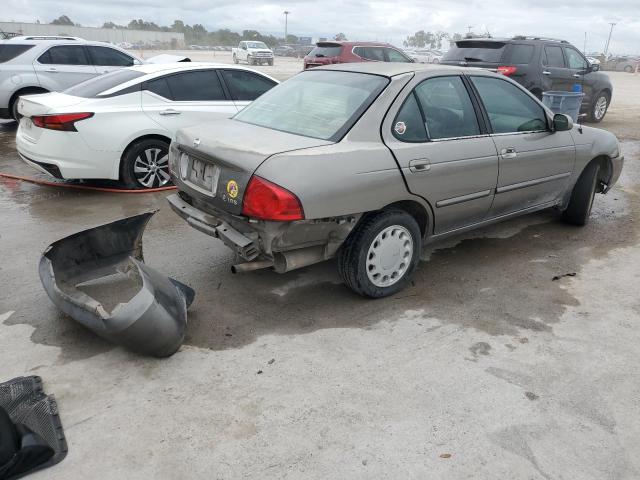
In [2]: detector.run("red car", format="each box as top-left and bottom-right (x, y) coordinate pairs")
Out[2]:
(303, 41), (413, 69)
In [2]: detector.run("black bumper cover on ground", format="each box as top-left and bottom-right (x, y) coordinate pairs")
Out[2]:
(38, 212), (195, 358)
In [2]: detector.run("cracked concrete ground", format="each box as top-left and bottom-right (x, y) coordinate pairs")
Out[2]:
(0, 66), (639, 479)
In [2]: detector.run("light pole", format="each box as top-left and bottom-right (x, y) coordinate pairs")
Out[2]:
(283, 11), (290, 44)
(603, 22), (616, 57)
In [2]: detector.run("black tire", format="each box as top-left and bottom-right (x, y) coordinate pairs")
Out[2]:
(338, 210), (422, 298)
(10, 88), (47, 121)
(120, 138), (171, 189)
(268, 59), (274, 66)
(587, 91), (610, 123)
(233, 55), (238, 64)
(562, 162), (600, 226)
(624, 65), (633, 73)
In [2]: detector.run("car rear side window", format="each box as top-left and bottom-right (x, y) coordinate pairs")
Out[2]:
(87, 46), (134, 67)
(543, 46), (565, 67)
(354, 47), (385, 62)
(64, 69), (145, 97)
(221, 70), (276, 101)
(0, 44), (34, 63)
(415, 76), (480, 140)
(38, 45), (90, 65)
(164, 70), (226, 101)
(506, 44), (534, 64)
(393, 93), (427, 142)
(144, 77), (173, 99)
(471, 76), (547, 134)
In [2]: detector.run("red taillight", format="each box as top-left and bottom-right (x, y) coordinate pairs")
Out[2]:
(241, 176), (304, 221)
(31, 112), (94, 131)
(497, 65), (517, 76)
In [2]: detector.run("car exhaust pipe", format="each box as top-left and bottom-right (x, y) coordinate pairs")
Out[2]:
(231, 259), (274, 274)
(273, 245), (326, 273)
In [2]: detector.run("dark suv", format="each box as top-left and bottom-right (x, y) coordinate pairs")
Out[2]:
(442, 36), (613, 122)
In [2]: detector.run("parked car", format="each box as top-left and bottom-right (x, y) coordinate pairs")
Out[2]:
(0, 37), (143, 120)
(15, 63), (278, 189)
(602, 56), (639, 73)
(303, 41), (413, 69)
(409, 49), (443, 64)
(232, 41), (274, 66)
(166, 63), (622, 298)
(441, 36), (613, 122)
(273, 45), (295, 57)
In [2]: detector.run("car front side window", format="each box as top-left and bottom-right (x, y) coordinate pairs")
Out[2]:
(385, 48), (412, 63)
(564, 47), (587, 70)
(470, 76), (547, 134)
(543, 46), (565, 68)
(88, 46), (134, 67)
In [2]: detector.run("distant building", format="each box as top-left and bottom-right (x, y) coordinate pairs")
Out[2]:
(0, 21), (185, 48)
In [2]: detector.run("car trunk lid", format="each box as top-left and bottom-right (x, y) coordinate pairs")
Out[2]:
(173, 119), (332, 215)
(305, 42), (343, 68)
(17, 93), (89, 143)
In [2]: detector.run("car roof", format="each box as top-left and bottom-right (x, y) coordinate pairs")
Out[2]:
(314, 62), (468, 77)
(127, 62), (277, 76)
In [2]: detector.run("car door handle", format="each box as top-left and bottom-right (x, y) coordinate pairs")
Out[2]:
(159, 109), (181, 116)
(542, 70), (551, 75)
(46, 68), (58, 73)
(573, 73), (582, 78)
(409, 159), (431, 173)
(500, 147), (517, 159)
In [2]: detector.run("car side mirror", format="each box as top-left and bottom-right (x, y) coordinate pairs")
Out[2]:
(590, 63), (600, 72)
(553, 113), (573, 132)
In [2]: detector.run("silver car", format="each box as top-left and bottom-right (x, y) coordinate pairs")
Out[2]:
(0, 36), (141, 119)
(167, 63), (623, 298)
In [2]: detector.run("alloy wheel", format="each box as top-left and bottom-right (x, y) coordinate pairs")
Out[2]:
(594, 96), (608, 121)
(366, 225), (414, 288)
(133, 147), (170, 188)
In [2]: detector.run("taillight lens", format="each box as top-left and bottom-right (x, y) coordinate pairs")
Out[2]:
(31, 112), (94, 131)
(241, 176), (304, 221)
(497, 65), (517, 76)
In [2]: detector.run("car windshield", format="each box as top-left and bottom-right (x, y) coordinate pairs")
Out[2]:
(233, 70), (388, 141)
(64, 69), (145, 97)
(246, 42), (268, 49)
(443, 41), (507, 63)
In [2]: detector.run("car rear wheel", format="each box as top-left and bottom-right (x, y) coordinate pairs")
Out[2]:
(562, 161), (600, 226)
(121, 139), (171, 189)
(338, 210), (421, 298)
(624, 65), (633, 73)
(588, 91), (609, 123)
(268, 59), (274, 66)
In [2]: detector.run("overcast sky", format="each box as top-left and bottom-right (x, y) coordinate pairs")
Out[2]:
(4, 0), (639, 54)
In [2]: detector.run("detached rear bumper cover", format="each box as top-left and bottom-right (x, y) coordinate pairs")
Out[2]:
(38, 212), (195, 357)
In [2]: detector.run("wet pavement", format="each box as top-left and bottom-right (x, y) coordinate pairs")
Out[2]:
(1, 71), (639, 479)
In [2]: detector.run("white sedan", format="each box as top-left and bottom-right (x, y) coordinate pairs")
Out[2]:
(16, 63), (278, 189)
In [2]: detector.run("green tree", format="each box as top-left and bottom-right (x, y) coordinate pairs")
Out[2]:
(51, 15), (74, 26)
(334, 32), (347, 41)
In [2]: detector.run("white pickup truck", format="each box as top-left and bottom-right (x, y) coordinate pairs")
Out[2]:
(232, 41), (274, 66)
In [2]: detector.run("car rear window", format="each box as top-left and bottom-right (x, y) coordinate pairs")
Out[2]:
(308, 43), (342, 58)
(0, 44), (34, 63)
(234, 70), (388, 141)
(64, 69), (145, 97)
(443, 41), (507, 63)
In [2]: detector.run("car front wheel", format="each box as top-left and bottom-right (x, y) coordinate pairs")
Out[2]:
(562, 161), (600, 226)
(588, 91), (609, 123)
(121, 139), (171, 189)
(338, 210), (421, 298)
